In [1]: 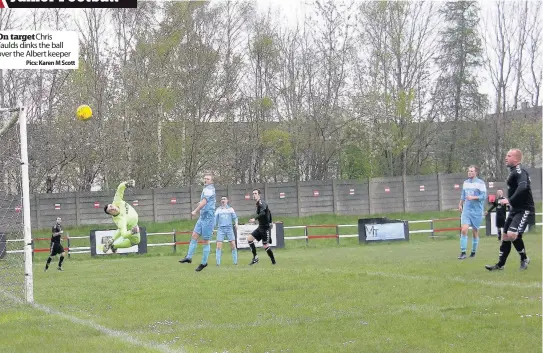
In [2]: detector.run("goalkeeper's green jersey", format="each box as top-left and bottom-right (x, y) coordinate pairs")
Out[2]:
(111, 182), (139, 237)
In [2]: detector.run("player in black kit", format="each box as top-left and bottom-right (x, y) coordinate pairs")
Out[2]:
(247, 189), (276, 265)
(485, 149), (534, 271)
(485, 189), (507, 241)
(44, 217), (66, 271)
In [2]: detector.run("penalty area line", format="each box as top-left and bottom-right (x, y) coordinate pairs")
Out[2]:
(0, 290), (184, 353)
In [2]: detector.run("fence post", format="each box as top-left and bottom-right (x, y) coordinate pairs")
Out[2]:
(430, 220), (434, 239)
(67, 232), (71, 258)
(368, 177), (374, 215)
(35, 194), (41, 229)
(189, 185), (194, 220)
(296, 180), (302, 218)
(75, 192), (80, 226)
(437, 173), (443, 211)
(336, 225), (340, 245)
(402, 174), (408, 213)
(152, 189), (158, 223)
(304, 226), (308, 245)
(332, 179), (338, 215)
(31, 239), (34, 260)
(173, 229), (176, 253)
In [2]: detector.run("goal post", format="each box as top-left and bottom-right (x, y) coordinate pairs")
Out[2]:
(0, 106), (33, 304)
(20, 107), (33, 304)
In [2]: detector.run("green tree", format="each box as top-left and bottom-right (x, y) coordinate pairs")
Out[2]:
(261, 128), (295, 182)
(435, 1), (487, 173)
(358, 1), (437, 177)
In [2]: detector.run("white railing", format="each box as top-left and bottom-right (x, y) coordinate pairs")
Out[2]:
(6, 213), (542, 255)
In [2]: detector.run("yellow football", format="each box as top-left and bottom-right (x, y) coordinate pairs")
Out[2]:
(76, 104), (93, 121)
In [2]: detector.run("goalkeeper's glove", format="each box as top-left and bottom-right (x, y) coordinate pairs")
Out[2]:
(125, 180), (135, 188)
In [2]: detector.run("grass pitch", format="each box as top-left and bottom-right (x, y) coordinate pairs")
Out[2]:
(1, 211), (541, 353)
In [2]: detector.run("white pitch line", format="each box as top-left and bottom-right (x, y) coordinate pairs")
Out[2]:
(0, 290), (185, 353)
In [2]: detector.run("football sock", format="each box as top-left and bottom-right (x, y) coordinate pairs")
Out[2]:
(58, 255), (64, 268)
(45, 257), (52, 269)
(265, 246), (275, 263)
(215, 248), (222, 265)
(460, 235), (468, 253)
(248, 241), (257, 257)
(512, 238), (527, 261)
(201, 243), (210, 265)
(232, 249), (238, 264)
(471, 237), (479, 253)
(187, 238), (198, 259)
(497, 241), (512, 267)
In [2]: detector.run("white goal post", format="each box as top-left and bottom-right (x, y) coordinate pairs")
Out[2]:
(0, 106), (33, 304)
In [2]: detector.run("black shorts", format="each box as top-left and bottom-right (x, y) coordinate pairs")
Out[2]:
(49, 242), (64, 256)
(496, 216), (505, 228)
(251, 227), (272, 245)
(504, 210), (533, 235)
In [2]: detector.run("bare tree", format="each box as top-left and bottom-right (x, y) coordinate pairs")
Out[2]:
(523, 1), (542, 107)
(305, 0), (355, 180)
(213, 1), (255, 184)
(358, 1), (437, 177)
(512, 1), (529, 109)
(481, 0), (542, 177)
(241, 8), (281, 182)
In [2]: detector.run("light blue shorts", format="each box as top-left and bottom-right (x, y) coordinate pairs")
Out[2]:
(461, 212), (483, 230)
(217, 227), (235, 242)
(194, 217), (214, 240)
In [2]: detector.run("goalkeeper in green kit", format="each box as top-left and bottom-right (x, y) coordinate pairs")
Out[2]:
(102, 180), (140, 253)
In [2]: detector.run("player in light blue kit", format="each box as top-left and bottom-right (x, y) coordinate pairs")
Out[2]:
(214, 196), (238, 266)
(178, 174), (216, 271)
(457, 165), (487, 259)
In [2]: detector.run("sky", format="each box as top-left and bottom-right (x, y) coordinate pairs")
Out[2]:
(249, 0), (541, 110)
(3, 0), (540, 110)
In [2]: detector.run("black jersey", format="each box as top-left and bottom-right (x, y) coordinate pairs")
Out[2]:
(254, 199), (272, 227)
(506, 164), (535, 212)
(487, 196), (508, 220)
(51, 223), (62, 244)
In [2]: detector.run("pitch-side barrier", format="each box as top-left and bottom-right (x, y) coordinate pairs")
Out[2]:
(22, 230), (231, 256)
(8, 213), (542, 255)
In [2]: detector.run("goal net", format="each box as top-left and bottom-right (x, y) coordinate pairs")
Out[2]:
(0, 107), (33, 305)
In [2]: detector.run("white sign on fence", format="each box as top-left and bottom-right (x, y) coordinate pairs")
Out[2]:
(236, 224), (277, 249)
(364, 222), (406, 241)
(94, 230), (138, 255)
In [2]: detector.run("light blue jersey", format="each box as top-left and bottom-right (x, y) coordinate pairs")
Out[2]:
(214, 204), (239, 266)
(184, 182), (217, 263)
(459, 176), (487, 252)
(200, 184), (216, 219)
(215, 205), (238, 228)
(461, 177), (487, 215)
(460, 177), (486, 231)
